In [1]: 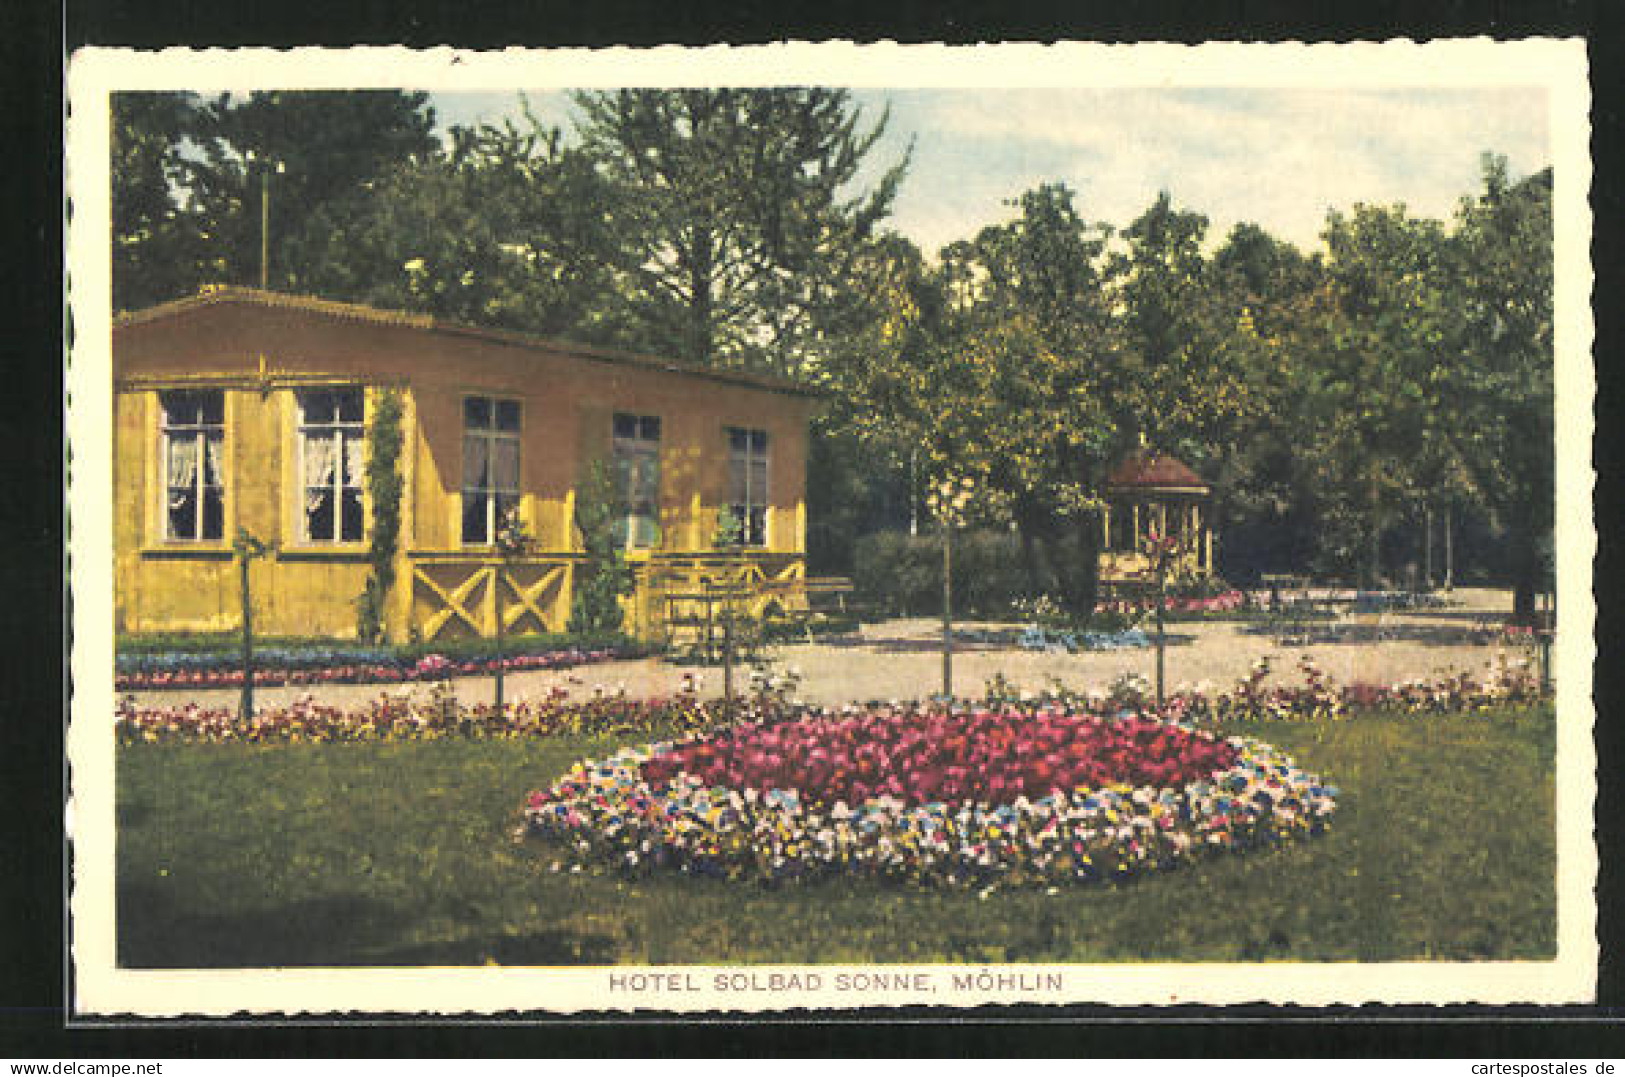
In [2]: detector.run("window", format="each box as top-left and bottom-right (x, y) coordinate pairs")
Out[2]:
(612, 413), (661, 548)
(161, 390), (225, 541)
(462, 396), (521, 544)
(298, 388), (366, 542)
(726, 426), (769, 546)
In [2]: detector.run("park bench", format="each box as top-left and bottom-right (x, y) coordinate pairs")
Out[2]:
(1260, 574), (1328, 645)
(660, 581), (760, 662)
(758, 575), (858, 643)
(663, 575), (859, 655)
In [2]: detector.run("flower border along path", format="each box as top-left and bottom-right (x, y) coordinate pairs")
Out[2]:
(522, 704), (1339, 890)
(114, 655), (1547, 745)
(115, 685), (727, 744)
(114, 644), (640, 691)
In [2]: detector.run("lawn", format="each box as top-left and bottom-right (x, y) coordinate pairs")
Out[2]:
(115, 704), (1556, 967)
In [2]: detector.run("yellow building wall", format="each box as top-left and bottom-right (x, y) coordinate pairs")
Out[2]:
(112, 382), (377, 638)
(113, 297), (815, 642)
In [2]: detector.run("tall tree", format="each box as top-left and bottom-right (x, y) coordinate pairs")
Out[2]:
(827, 184), (1125, 616)
(1111, 192), (1262, 460)
(1447, 157), (1554, 620)
(1311, 202), (1453, 585)
(572, 88), (909, 372)
(295, 118), (630, 340)
(113, 90), (438, 307)
(803, 231), (930, 572)
(936, 184), (1122, 611)
(1105, 194), (1275, 589)
(1207, 222), (1326, 578)
(111, 92), (204, 311)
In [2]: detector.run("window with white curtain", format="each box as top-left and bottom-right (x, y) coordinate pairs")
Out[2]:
(612, 412), (661, 548)
(462, 395), (521, 545)
(161, 389), (225, 541)
(298, 388), (366, 542)
(725, 426), (769, 547)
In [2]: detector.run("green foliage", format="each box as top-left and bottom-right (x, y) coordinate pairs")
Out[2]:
(572, 88), (910, 372)
(804, 418), (911, 575)
(115, 703), (1553, 966)
(853, 530), (1035, 619)
(1308, 204), (1453, 583)
(825, 185), (1127, 617)
(295, 119), (632, 342)
(356, 388), (404, 642)
(821, 167), (1546, 597)
(756, 613), (862, 644)
(1445, 158), (1554, 619)
(112, 90), (438, 309)
(711, 504), (743, 548)
(568, 460), (635, 636)
(111, 92), (204, 311)
(1110, 192), (1256, 452)
(107, 92), (1552, 601)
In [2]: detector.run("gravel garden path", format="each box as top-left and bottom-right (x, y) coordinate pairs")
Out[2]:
(121, 587), (1533, 712)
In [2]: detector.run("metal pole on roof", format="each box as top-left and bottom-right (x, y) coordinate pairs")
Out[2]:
(248, 154), (283, 290)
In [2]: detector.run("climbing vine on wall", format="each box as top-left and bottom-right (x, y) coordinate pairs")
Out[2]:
(357, 387), (404, 641)
(568, 459), (635, 635)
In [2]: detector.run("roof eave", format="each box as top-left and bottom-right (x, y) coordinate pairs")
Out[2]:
(1106, 484), (1211, 496)
(114, 286), (825, 400)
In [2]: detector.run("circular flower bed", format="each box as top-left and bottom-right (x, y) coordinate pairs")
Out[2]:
(523, 705), (1338, 889)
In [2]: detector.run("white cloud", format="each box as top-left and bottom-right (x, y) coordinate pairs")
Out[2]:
(870, 87), (1549, 253)
(429, 86), (1550, 256)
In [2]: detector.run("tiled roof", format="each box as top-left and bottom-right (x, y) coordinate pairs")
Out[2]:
(1105, 452), (1210, 492)
(114, 286), (822, 398)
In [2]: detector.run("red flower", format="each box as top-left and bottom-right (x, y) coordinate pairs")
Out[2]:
(641, 706), (1237, 811)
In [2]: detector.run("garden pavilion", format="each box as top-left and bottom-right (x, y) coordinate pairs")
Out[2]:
(1099, 449), (1214, 584)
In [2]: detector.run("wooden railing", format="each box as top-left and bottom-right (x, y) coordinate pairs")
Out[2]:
(406, 550), (576, 641)
(405, 547), (834, 645)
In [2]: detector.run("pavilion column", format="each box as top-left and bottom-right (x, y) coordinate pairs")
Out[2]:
(1102, 504), (1111, 549)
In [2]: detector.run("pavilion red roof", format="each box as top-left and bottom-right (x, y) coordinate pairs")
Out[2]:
(1105, 452), (1210, 493)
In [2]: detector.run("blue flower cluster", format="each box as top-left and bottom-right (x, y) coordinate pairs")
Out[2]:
(117, 645), (398, 675)
(1016, 626), (1151, 653)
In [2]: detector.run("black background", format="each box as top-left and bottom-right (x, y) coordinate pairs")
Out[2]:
(8, 0), (1623, 1056)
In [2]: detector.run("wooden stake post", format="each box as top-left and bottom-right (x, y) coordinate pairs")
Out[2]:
(929, 473), (973, 706)
(941, 521), (952, 702)
(494, 508), (535, 714)
(1155, 564), (1166, 707)
(233, 529), (274, 721)
(1142, 531), (1179, 708)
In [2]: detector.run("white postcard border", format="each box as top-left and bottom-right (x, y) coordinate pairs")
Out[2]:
(66, 38), (1596, 1015)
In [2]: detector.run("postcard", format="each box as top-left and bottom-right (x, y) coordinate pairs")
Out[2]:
(66, 39), (1595, 1015)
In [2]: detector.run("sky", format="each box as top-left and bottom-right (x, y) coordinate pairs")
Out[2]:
(428, 87), (1550, 257)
